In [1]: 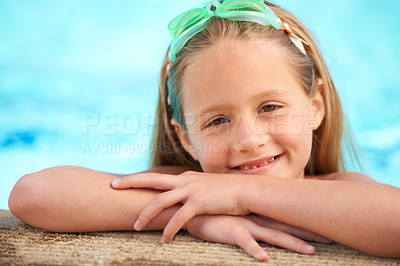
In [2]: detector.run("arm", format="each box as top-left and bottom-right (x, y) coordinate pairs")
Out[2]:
(118, 171), (400, 258)
(8, 165), (189, 232)
(101, 165), (194, 177)
(8, 165), (330, 261)
(246, 173), (400, 258)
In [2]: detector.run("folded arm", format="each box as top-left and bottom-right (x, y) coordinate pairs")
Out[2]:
(118, 171), (400, 258)
(8, 165), (332, 261)
(8, 165), (189, 232)
(246, 174), (400, 257)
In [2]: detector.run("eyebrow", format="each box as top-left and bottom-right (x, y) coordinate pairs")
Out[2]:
(198, 89), (286, 118)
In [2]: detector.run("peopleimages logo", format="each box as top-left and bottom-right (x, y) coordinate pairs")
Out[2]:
(80, 112), (316, 153)
(81, 113), (157, 136)
(81, 112), (316, 137)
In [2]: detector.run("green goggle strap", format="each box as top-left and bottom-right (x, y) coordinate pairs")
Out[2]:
(167, 0), (297, 62)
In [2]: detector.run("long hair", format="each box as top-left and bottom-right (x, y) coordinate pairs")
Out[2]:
(149, 1), (362, 176)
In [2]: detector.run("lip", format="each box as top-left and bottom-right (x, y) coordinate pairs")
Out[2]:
(231, 154), (281, 175)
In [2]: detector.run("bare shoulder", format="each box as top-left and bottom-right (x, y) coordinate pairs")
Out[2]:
(309, 172), (377, 182)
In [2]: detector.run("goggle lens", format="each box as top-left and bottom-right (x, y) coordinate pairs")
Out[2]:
(168, 8), (206, 40)
(220, 0), (266, 12)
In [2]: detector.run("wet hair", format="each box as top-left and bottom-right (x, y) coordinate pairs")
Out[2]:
(149, 1), (362, 176)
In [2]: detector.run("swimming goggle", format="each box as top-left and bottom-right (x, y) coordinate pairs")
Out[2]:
(167, 0), (308, 62)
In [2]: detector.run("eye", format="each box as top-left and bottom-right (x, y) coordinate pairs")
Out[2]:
(205, 117), (230, 128)
(259, 104), (280, 113)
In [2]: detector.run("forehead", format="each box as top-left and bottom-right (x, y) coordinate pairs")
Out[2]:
(180, 40), (302, 115)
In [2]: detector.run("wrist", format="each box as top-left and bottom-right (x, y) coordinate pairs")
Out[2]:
(242, 175), (281, 214)
(238, 174), (264, 213)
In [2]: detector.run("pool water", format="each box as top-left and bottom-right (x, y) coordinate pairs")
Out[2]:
(1, 0), (399, 210)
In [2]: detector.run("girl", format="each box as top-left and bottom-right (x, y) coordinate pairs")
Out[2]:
(9, 0), (400, 262)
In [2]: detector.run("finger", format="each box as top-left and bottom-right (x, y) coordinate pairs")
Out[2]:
(250, 226), (315, 255)
(112, 173), (180, 190)
(232, 228), (269, 261)
(250, 215), (333, 244)
(135, 189), (187, 230)
(161, 203), (198, 243)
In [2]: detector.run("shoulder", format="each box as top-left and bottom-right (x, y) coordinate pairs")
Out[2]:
(309, 172), (377, 182)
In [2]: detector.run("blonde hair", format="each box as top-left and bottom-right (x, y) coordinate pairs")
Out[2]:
(150, 1), (362, 175)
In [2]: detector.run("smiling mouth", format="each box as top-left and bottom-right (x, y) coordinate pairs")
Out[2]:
(234, 155), (279, 170)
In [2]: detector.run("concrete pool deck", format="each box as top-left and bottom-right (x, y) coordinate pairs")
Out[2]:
(1, 209), (399, 265)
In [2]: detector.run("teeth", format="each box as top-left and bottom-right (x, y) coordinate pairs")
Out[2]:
(238, 156), (278, 170)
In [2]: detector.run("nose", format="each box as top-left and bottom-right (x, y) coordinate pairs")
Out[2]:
(230, 115), (269, 153)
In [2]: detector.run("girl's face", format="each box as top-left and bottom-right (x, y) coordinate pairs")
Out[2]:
(172, 40), (324, 179)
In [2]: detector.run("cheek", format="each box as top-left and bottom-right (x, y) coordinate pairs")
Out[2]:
(272, 113), (314, 161)
(282, 122), (313, 164)
(278, 113), (314, 135)
(192, 137), (229, 173)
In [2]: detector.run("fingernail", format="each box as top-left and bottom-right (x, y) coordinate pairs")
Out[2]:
(112, 179), (121, 187)
(161, 236), (167, 244)
(134, 220), (140, 231)
(304, 244), (315, 253)
(257, 250), (268, 261)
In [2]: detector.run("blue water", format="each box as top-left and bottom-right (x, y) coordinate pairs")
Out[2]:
(1, 0), (399, 210)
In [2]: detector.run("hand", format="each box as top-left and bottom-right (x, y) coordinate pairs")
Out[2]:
(185, 214), (333, 261)
(247, 214), (333, 244)
(112, 171), (252, 242)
